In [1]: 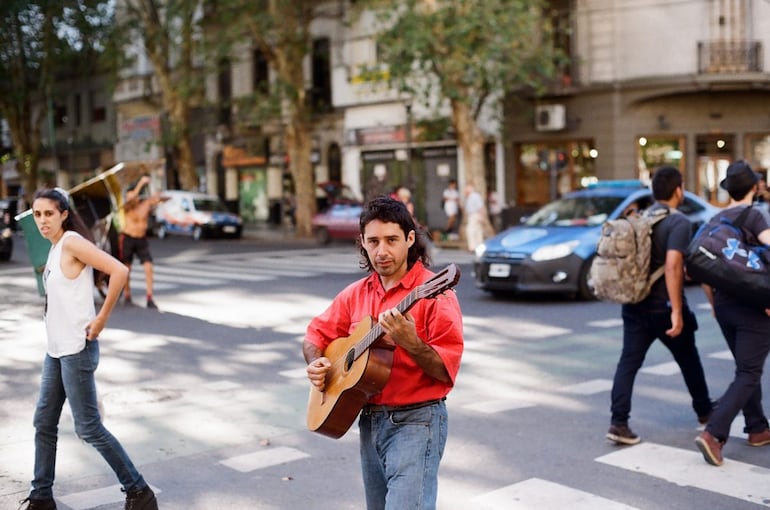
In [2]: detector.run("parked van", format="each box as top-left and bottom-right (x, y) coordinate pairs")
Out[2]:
(155, 190), (242, 240)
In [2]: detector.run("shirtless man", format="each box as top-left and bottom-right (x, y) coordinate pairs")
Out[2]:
(120, 176), (168, 309)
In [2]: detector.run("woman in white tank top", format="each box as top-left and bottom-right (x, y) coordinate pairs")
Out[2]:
(20, 188), (158, 510)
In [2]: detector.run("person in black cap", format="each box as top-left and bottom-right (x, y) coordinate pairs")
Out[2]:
(695, 160), (770, 466)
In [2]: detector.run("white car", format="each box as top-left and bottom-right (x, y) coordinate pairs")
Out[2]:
(154, 190), (243, 240)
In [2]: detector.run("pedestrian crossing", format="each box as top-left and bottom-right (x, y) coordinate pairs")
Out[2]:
(37, 349), (764, 510)
(0, 247), (473, 300)
(137, 249), (362, 291)
(3, 249), (765, 509)
(597, 443), (770, 507)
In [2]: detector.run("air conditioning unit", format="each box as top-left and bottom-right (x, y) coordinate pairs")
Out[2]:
(535, 104), (566, 132)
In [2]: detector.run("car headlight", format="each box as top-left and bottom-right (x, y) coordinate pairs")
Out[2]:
(474, 243), (487, 259)
(531, 240), (580, 261)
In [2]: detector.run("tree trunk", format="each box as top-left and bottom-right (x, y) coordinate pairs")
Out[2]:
(451, 100), (486, 195)
(166, 99), (197, 190)
(271, 16), (316, 239)
(451, 99), (494, 237)
(8, 107), (42, 200)
(132, 0), (200, 192)
(286, 120), (315, 237)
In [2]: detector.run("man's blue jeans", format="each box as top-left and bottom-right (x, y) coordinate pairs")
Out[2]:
(611, 305), (712, 425)
(31, 340), (146, 499)
(707, 301), (770, 441)
(358, 400), (447, 510)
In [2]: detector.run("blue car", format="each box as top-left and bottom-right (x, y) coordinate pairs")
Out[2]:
(473, 181), (718, 300)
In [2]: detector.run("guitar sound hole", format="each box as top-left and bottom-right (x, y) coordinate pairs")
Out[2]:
(344, 349), (355, 371)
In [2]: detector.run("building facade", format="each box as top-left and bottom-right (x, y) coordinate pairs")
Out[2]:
(505, 0), (770, 213)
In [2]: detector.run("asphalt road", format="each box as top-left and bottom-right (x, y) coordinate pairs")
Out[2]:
(1, 231), (768, 509)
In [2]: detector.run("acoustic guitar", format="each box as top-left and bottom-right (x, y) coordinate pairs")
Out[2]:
(306, 263), (461, 438)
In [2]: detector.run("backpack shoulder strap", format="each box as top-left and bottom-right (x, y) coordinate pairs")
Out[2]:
(643, 206), (672, 285)
(733, 205), (753, 229)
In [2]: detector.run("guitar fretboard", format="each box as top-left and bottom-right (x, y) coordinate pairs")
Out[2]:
(352, 290), (418, 359)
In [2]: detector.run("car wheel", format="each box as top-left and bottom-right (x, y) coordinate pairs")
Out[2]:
(577, 256), (597, 301)
(157, 223), (167, 239)
(192, 225), (203, 241)
(0, 251), (10, 262)
(315, 227), (331, 245)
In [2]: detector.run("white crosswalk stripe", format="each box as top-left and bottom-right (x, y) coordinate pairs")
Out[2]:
(471, 478), (640, 510)
(597, 442), (770, 506)
(219, 446), (310, 473)
(140, 249), (360, 290)
(58, 485), (162, 510)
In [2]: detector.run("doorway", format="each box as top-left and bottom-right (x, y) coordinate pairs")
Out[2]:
(697, 156), (730, 206)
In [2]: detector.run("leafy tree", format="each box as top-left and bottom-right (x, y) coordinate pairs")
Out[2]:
(0, 1), (62, 198)
(118, 0), (203, 190)
(215, 0), (329, 238)
(0, 0), (116, 198)
(366, 0), (561, 209)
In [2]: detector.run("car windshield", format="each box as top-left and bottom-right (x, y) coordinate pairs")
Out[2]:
(193, 198), (228, 212)
(524, 196), (625, 227)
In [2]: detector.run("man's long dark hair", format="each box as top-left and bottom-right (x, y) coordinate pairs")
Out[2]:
(34, 188), (94, 243)
(357, 196), (431, 272)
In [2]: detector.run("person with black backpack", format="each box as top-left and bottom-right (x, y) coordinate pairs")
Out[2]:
(606, 166), (714, 445)
(694, 160), (770, 466)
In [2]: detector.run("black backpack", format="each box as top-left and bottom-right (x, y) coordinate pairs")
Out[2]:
(685, 206), (770, 308)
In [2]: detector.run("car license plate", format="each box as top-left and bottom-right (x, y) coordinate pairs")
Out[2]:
(488, 263), (511, 278)
(223, 225), (236, 233)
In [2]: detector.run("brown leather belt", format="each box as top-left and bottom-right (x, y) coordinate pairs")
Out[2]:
(362, 397), (445, 414)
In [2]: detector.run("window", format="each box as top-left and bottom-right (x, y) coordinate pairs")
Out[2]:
(74, 94), (82, 126)
(311, 38), (332, 112)
(548, 0), (574, 85)
(90, 91), (106, 123)
(54, 104), (67, 127)
(218, 58), (232, 125)
(637, 136), (685, 183)
(253, 50), (269, 94)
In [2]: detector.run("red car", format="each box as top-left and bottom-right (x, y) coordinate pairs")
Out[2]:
(311, 202), (363, 244)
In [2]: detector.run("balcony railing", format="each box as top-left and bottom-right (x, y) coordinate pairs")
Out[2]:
(698, 40), (762, 73)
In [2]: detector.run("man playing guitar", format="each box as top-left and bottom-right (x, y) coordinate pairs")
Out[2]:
(303, 195), (464, 510)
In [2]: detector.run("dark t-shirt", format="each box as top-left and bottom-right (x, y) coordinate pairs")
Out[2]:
(645, 204), (692, 307)
(711, 205), (770, 306)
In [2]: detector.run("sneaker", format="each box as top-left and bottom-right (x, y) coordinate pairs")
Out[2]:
(146, 298), (158, 310)
(606, 424), (640, 445)
(18, 497), (57, 510)
(748, 428), (770, 447)
(124, 486), (158, 510)
(695, 431), (724, 466)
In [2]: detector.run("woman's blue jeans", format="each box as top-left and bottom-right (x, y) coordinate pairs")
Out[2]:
(31, 340), (146, 499)
(358, 400), (447, 510)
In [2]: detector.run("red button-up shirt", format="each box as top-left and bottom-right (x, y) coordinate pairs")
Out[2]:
(305, 261), (463, 406)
